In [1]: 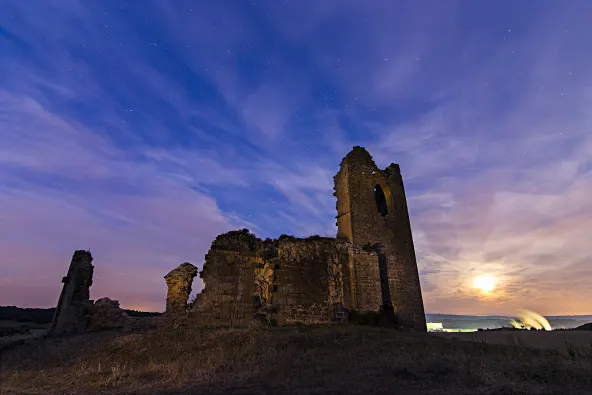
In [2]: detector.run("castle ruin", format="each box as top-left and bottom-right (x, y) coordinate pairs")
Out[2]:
(49, 250), (95, 333)
(49, 250), (142, 333)
(166, 147), (426, 330)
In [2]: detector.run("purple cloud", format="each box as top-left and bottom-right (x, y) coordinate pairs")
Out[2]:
(0, 0), (591, 316)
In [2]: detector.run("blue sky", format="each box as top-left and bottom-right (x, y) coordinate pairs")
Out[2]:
(0, 1), (591, 315)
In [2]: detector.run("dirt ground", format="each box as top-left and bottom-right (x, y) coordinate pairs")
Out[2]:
(1, 325), (592, 395)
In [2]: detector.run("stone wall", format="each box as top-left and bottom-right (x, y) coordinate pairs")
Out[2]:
(272, 238), (348, 325)
(334, 146), (426, 330)
(190, 230), (260, 327)
(187, 229), (401, 328)
(49, 250), (95, 334)
(349, 249), (383, 312)
(189, 231), (358, 327)
(190, 251), (256, 327)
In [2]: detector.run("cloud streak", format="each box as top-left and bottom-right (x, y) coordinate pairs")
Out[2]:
(0, 1), (591, 315)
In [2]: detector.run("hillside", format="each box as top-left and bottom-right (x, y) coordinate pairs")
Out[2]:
(1, 325), (591, 395)
(425, 313), (592, 330)
(3, 307), (591, 329)
(0, 306), (161, 324)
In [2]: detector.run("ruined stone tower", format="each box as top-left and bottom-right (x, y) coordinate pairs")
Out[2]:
(334, 146), (426, 330)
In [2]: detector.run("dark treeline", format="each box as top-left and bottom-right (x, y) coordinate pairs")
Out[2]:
(0, 306), (161, 324)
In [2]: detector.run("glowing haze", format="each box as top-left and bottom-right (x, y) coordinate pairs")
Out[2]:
(0, 1), (591, 315)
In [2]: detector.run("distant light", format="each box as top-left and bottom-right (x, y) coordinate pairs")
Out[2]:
(473, 275), (496, 293)
(510, 310), (552, 331)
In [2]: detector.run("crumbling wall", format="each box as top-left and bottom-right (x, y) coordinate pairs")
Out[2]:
(193, 251), (256, 326)
(190, 230), (259, 327)
(164, 262), (198, 318)
(189, 231), (354, 327)
(87, 298), (159, 331)
(50, 251), (160, 334)
(88, 297), (130, 330)
(272, 237), (342, 325)
(49, 250), (95, 334)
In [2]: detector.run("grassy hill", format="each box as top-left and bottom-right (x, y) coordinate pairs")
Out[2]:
(1, 324), (591, 395)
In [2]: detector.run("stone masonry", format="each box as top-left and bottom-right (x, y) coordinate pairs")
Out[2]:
(185, 232), (363, 327)
(334, 146), (426, 330)
(49, 250), (95, 333)
(50, 251), (148, 333)
(87, 297), (131, 331)
(166, 147), (426, 331)
(165, 262), (198, 318)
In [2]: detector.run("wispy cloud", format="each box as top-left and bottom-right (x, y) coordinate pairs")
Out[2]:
(363, 4), (592, 315)
(0, 1), (591, 315)
(0, 90), (245, 310)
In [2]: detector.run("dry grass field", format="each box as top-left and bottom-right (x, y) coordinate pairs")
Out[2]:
(1, 324), (591, 395)
(0, 320), (49, 350)
(434, 330), (592, 354)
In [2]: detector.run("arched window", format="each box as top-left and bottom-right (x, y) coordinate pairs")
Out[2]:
(374, 185), (388, 216)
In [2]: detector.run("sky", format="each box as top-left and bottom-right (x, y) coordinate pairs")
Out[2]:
(0, 1), (591, 316)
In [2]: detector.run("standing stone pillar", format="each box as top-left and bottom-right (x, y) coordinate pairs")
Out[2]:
(49, 250), (95, 334)
(164, 262), (198, 318)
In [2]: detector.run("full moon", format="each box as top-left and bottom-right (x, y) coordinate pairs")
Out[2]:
(473, 275), (496, 293)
